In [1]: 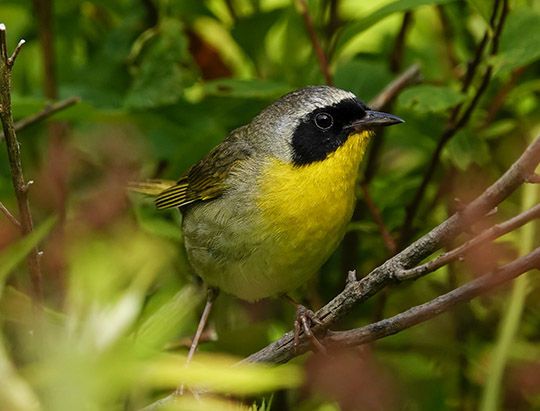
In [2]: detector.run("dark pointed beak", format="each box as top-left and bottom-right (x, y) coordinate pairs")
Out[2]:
(348, 110), (404, 130)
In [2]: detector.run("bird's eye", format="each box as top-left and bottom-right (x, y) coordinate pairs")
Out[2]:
(314, 112), (333, 129)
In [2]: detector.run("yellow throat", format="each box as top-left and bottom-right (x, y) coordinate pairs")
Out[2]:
(256, 130), (372, 251)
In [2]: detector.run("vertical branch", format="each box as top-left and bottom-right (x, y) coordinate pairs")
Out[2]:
(297, 0), (333, 85)
(0, 25), (43, 305)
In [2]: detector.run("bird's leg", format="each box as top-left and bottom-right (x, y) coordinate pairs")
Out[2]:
(282, 295), (326, 354)
(176, 286), (220, 396)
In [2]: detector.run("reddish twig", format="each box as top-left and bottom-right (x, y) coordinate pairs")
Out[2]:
(297, 0), (333, 85)
(0, 25), (43, 305)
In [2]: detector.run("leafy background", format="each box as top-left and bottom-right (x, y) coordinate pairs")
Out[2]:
(1, 0), (540, 410)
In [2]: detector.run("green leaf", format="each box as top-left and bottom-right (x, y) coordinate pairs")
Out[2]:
(398, 85), (466, 112)
(0, 216), (57, 286)
(124, 19), (197, 109)
(334, 59), (394, 102)
(492, 8), (540, 74)
(336, 0), (453, 52)
(203, 79), (291, 99)
(447, 129), (490, 170)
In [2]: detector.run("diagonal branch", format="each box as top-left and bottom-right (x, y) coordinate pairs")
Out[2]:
(0, 96), (80, 143)
(244, 135), (540, 364)
(323, 247), (540, 348)
(396, 202), (540, 281)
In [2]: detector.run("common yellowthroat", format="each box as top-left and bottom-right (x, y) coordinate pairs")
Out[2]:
(131, 85), (403, 355)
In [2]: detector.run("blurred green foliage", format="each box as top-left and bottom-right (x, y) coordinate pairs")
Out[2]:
(1, 0), (540, 410)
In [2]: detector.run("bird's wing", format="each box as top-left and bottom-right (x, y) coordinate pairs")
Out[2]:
(154, 128), (254, 210)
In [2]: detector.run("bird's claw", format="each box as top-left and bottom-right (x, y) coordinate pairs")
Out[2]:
(293, 305), (326, 355)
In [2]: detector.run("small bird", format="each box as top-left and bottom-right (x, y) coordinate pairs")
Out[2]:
(131, 85), (403, 360)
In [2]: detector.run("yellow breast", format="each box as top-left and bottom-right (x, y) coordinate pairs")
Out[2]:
(256, 131), (372, 252)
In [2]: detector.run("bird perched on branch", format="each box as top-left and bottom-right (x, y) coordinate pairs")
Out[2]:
(130, 85), (403, 362)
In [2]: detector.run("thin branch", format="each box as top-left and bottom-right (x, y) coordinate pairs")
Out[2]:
(490, 0), (507, 54)
(461, 33), (489, 93)
(368, 64), (422, 111)
(323, 247), (540, 348)
(0, 96), (80, 143)
(7, 39), (25, 68)
(0, 24), (43, 305)
(243, 135), (540, 364)
(297, 0), (333, 85)
(0, 201), (21, 231)
(397, 202), (540, 280)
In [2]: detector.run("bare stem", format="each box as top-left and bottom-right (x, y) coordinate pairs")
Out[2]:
(0, 25), (43, 306)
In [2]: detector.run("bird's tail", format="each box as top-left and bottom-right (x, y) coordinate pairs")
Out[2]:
(127, 179), (176, 197)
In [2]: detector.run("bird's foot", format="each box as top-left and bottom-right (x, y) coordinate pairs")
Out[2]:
(293, 304), (327, 355)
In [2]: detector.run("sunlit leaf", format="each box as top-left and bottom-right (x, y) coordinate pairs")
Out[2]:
(139, 353), (303, 394)
(336, 0), (453, 52)
(465, 0), (493, 25)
